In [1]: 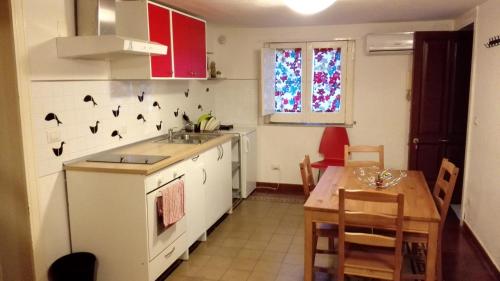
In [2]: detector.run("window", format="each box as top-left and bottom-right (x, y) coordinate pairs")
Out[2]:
(261, 41), (355, 124)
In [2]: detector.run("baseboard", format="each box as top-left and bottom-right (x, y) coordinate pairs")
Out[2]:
(462, 222), (500, 280)
(256, 182), (303, 194)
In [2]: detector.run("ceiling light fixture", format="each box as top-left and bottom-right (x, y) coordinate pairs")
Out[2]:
(284, 0), (336, 15)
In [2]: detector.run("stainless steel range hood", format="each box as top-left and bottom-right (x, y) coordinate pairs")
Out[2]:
(56, 0), (167, 59)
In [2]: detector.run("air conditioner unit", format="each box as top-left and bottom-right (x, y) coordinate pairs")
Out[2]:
(366, 32), (414, 55)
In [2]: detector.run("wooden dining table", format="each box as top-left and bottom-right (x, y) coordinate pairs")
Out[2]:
(304, 166), (441, 281)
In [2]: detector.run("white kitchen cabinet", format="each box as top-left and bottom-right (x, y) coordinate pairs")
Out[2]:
(203, 142), (232, 230)
(66, 160), (189, 281)
(184, 154), (207, 247)
(65, 140), (233, 281)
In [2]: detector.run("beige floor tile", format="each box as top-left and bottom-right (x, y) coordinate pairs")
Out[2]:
(185, 254), (211, 268)
(223, 238), (248, 248)
(229, 257), (258, 271)
(226, 230), (253, 240)
(265, 241), (291, 253)
(206, 256), (233, 269)
(243, 240), (269, 250)
(278, 263), (304, 277)
(287, 242), (304, 254)
(197, 266), (227, 280)
(283, 252), (303, 265)
(274, 226), (298, 235)
(214, 246), (241, 258)
(269, 234), (294, 244)
(247, 270), (278, 281)
(248, 231), (273, 242)
(260, 251), (286, 263)
(237, 249), (263, 259)
(253, 260), (282, 274)
(220, 269), (251, 281)
(174, 263), (203, 278)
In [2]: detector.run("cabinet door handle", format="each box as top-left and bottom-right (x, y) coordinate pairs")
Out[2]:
(217, 146), (221, 161)
(221, 146), (224, 159)
(202, 168), (207, 184)
(439, 139), (449, 143)
(164, 247), (175, 258)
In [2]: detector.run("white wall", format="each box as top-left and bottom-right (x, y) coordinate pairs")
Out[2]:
(207, 20), (454, 184)
(462, 0), (500, 270)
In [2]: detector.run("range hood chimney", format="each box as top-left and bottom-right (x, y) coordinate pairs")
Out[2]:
(76, 0), (117, 36)
(56, 0), (167, 59)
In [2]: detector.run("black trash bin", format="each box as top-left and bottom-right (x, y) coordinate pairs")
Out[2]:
(48, 252), (97, 281)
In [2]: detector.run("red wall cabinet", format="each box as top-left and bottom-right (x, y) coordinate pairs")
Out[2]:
(148, 3), (173, 78)
(172, 11), (207, 79)
(112, 2), (206, 80)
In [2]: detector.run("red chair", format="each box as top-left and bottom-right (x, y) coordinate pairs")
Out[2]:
(311, 127), (349, 171)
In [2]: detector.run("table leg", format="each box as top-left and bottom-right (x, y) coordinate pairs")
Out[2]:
(304, 211), (314, 281)
(425, 222), (439, 281)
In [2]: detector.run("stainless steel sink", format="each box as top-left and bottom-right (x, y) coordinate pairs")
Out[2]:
(154, 132), (221, 144)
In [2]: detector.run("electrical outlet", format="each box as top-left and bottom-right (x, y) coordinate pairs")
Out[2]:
(46, 130), (61, 144)
(271, 164), (280, 170)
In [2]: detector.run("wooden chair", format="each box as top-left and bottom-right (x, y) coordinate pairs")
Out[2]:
(403, 159), (459, 281)
(344, 145), (385, 169)
(300, 155), (337, 272)
(338, 189), (405, 281)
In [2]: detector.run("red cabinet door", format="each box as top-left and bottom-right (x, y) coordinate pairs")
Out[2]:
(191, 18), (207, 78)
(148, 3), (172, 78)
(172, 11), (206, 78)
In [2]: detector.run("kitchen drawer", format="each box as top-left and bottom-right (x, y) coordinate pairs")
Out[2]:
(147, 188), (186, 260)
(145, 160), (186, 193)
(148, 233), (187, 281)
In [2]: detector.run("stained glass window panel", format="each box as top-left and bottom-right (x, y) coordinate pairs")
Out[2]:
(274, 48), (302, 112)
(312, 48), (342, 112)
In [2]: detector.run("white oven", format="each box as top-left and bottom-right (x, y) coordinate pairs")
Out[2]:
(145, 161), (187, 261)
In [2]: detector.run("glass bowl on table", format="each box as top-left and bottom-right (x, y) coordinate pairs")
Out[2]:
(353, 166), (407, 189)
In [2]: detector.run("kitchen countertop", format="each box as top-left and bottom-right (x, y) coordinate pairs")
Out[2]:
(64, 134), (233, 175)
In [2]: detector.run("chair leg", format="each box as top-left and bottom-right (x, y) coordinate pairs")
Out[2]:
(328, 236), (335, 251)
(437, 244), (442, 281)
(312, 234), (318, 267)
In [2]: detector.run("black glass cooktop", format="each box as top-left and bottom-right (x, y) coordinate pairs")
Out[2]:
(86, 154), (169, 165)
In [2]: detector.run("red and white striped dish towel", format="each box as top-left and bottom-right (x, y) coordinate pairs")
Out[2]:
(157, 179), (185, 227)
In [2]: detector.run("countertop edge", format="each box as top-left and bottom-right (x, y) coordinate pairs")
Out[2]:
(64, 134), (234, 176)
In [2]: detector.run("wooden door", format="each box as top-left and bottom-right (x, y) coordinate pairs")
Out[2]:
(409, 30), (473, 204)
(148, 3), (173, 78)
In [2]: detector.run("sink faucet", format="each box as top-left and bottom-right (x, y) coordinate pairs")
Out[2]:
(167, 127), (179, 141)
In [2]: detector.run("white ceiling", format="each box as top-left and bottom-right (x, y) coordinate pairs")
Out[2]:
(159, 0), (485, 27)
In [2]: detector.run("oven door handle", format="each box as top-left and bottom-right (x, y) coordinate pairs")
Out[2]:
(149, 174), (185, 195)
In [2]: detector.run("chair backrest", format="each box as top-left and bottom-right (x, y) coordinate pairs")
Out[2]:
(344, 145), (384, 169)
(318, 127), (350, 160)
(433, 158), (459, 233)
(299, 155), (315, 198)
(338, 189), (404, 281)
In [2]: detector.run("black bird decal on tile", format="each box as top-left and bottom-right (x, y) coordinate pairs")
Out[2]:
(153, 101), (161, 110)
(198, 104), (203, 111)
(138, 91), (145, 102)
(45, 113), (62, 126)
(137, 114), (146, 123)
(111, 130), (122, 139)
(112, 105), (121, 117)
(206, 87), (210, 92)
(184, 89), (189, 98)
(156, 121), (162, 131)
(83, 95), (97, 106)
(174, 108), (179, 117)
(52, 141), (65, 157)
(89, 121), (100, 134)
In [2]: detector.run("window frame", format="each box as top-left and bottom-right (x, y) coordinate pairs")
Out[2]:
(261, 40), (355, 125)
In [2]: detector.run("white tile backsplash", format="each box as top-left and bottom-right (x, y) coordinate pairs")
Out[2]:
(30, 80), (214, 177)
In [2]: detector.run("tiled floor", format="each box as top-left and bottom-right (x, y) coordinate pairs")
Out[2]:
(165, 199), (336, 281)
(165, 195), (500, 281)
